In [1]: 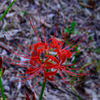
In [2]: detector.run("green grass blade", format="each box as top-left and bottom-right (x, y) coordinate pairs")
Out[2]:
(0, 75), (5, 100)
(96, 60), (100, 72)
(79, 61), (95, 73)
(0, 0), (16, 21)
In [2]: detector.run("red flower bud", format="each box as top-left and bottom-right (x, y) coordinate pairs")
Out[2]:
(1, 67), (5, 76)
(0, 56), (2, 69)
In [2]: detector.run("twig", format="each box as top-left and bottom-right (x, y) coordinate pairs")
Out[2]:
(79, 2), (94, 9)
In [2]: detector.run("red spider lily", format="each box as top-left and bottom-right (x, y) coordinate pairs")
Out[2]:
(26, 38), (72, 82)
(0, 9), (95, 87)
(26, 91), (35, 100)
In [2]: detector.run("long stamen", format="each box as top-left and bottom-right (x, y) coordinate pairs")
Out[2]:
(38, 8), (46, 43)
(72, 41), (91, 54)
(62, 65), (95, 76)
(53, 10), (59, 38)
(13, 68), (42, 82)
(69, 34), (88, 50)
(3, 55), (29, 63)
(69, 19), (91, 45)
(59, 69), (71, 85)
(68, 28), (93, 51)
(65, 49), (91, 66)
(16, 26), (31, 52)
(2, 55), (29, 64)
(9, 69), (41, 79)
(30, 70), (42, 89)
(62, 13), (72, 46)
(65, 61), (94, 70)
(10, 67), (41, 75)
(13, 72), (39, 82)
(4, 36), (30, 57)
(63, 18), (92, 50)
(0, 42), (30, 59)
(61, 15), (65, 45)
(4, 60), (28, 66)
(6, 30), (31, 55)
(3, 60), (28, 68)
(28, 16), (41, 42)
(43, 11), (47, 43)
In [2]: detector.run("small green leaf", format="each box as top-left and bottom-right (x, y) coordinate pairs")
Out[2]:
(64, 27), (70, 34)
(73, 29), (81, 34)
(70, 22), (76, 31)
(22, 11), (26, 16)
(38, 81), (42, 85)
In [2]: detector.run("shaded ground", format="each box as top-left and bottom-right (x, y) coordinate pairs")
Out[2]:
(0, 0), (100, 100)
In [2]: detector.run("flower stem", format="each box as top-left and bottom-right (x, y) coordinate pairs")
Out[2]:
(39, 69), (48, 100)
(0, 69), (5, 100)
(0, 0), (16, 21)
(39, 77), (46, 100)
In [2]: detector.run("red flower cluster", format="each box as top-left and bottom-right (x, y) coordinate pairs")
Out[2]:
(0, 10), (95, 87)
(26, 38), (72, 83)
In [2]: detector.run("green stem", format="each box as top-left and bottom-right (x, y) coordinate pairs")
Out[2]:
(72, 46), (78, 71)
(0, 71), (5, 100)
(72, 87), (82, 100)
(0, 0), (16, 21)
(39, 69), (48, 100)
(70, 46), (78, 86)
(39, 77), (46, 100)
